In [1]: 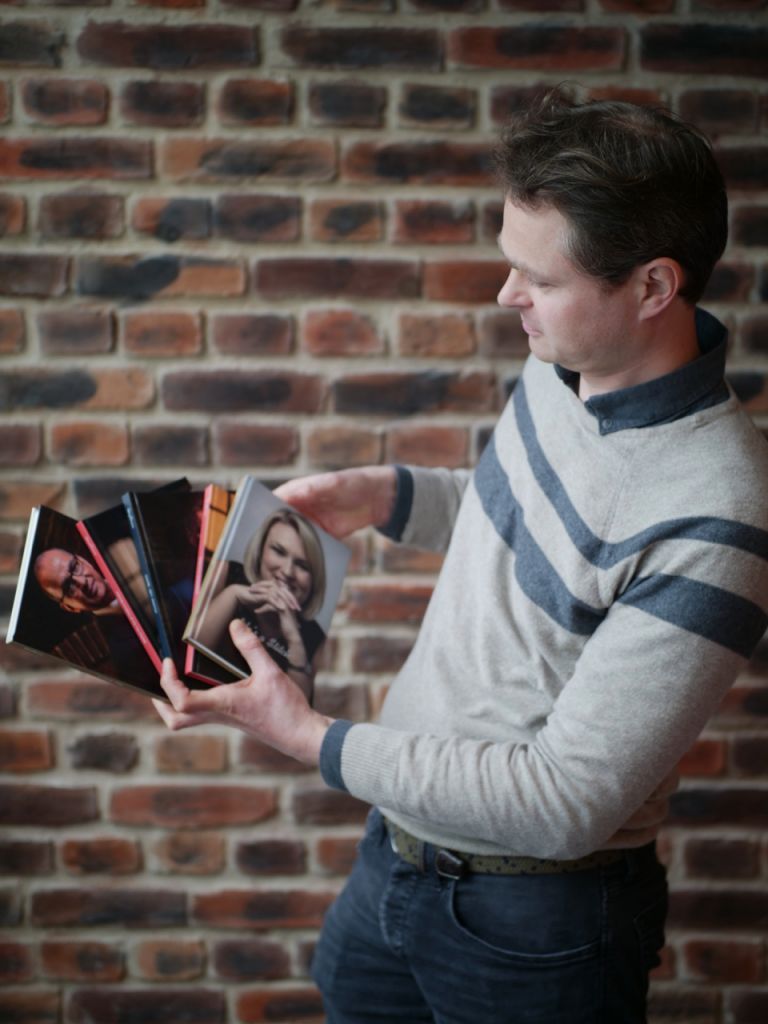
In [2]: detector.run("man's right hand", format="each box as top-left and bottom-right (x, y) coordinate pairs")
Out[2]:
(274, 466), (398, 539)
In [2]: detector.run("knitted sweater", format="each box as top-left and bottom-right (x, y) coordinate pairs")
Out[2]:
(320, 311), (768, 860)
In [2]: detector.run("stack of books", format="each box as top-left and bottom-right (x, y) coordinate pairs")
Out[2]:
(6, 477), (350, 701)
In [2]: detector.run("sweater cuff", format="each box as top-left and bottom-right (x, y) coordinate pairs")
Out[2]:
(376, 465), (413, 542)
(319, 719), (354, 792)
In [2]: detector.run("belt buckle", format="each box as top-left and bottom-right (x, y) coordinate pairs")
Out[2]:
(435, 848), (467, 880)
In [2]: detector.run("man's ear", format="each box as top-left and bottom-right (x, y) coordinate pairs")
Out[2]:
(637, 258), (684, 321)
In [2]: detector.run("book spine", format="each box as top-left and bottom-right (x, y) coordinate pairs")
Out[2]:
(122, 495), (175, 665)
(185, 484), (215, 678)
(76, 520), (164, 674)
(6, 506), (41, 644)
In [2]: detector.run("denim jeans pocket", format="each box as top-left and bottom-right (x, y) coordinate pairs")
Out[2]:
(446, 870), (603, 965)
(633, 892), (667, 970)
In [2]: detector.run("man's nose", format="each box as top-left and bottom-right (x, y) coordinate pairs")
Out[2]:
(497, 268), (530, 308)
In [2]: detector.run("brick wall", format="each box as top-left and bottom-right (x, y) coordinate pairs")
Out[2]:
(0, 2), (767, 1022)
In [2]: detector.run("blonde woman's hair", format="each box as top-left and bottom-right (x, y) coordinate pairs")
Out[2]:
(243, 508), (326, 619)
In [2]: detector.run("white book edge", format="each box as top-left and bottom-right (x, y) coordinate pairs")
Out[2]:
(6, 505), (41, 645)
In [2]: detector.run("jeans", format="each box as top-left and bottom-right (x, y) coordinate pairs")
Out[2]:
(311, 809), (667, 1024)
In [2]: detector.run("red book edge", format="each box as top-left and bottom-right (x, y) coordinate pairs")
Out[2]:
(76, 520), (164, 675)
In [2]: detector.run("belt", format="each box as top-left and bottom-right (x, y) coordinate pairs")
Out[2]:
(385, 818), (624, 879)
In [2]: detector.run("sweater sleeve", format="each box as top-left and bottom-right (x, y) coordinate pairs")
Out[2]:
(392, 466), (472, 553)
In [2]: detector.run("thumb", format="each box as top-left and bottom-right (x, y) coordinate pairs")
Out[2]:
(228, 618), (273, 673)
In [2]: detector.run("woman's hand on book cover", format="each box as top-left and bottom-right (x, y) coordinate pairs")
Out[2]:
(275, 466), (397, 539)
(153, 618), (333, 766)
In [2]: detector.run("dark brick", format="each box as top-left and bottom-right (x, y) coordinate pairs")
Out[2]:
(0, 138), (151, 180)
(350, 634), (414, 673)
(133, 424), (209, 466)
(399, 83), (476, 127)
(41, 940), (124, 982)
(213, 938), (291, 981)
(132, 197), (212, 242)
(255, 257), (420, 300)
(0, 784), (98, 826)
(0, 253), (67, 298)
(0, 308), (25, 352)
(151, 833), (225, 876)
(308, 80), (387, 127)
(0, 22), (64, 68)
(21, 77), (107, 125)
(490, 84), (562, 125)
(213, 421), (298, 466)
(282, 26), (441, 69)
(69, 989), (225, 1024)
(236, 839), (307, 877)
(39, 191), (124, 240)
(68, 733), (139, 773)
(0, 424), (42, 466)
(26, 678), (156, 720)
(394, 200), (475, 244)
(76, 255), (244, 300)
(728, 990), (768, 1024)
(701, 262), (753, 302)
(668, 786), (768, 827)
(646, 987), (721, 1024)
(163, 138), (335, 183)
(310, 199), (383, 242)
(0, 839), (54, 875)
(717, 146), (768, 192)
(0, 193), (24, 235)
(193, 888), (333, 930)
(479, 311), (530, 358)
(111, 785), (277, 828)
(61, 838), (142, 876)
(333, 370), (495, 415)
(684, 837), (761, 880)
(77, 21), (259, 70)
(31, 889), (187, 928)
(219, 78), (294, 125)
(668, 888), (768, 931)
(237, 987), (324, 1024)
(343, 140), (493, 185)
(38, 309), (114, 355)
(162, 370), (324, 413)
(136, 939), (205, 982)
(120, 80), (205, 127)
(732, 204), (768, 246)
(0, 993), (59, 1024)
(679, 88), (759, 136)
(641, 23), (768, 76)
(448, 26), (626, 70)
(215, 194), (301, 242)
(212, 313), (293, 355)
(0, 369), (98, 410)
(731, 735), (768, 775)
(0, 941), (33, 983)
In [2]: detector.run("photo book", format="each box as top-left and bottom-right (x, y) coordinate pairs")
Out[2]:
(6, 476), (350, 700)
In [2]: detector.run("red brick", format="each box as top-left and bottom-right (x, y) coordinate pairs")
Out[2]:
(0, 82), (8, 121)
(213, 421), (299, 466)
(303, 309), (383, 356)
(0, 728), (52, 771)
(155, 734), (228, 774)
(399, 83), (477, 129)
(77, 21), (259, 69)
(0, 424), (42, 466)
(0, 783), (98, 826)
(61, 837), (142, 875)
(68, 733), (138, 773)
(315, 835), (361, 875)
(728, 990), (768, 1024)
(68, 989), (225, 1024)
(315, 683), (370, 722)
(235, 839), (307, 877)
(162, 137), (335, 183)
(333, 370), (496, 415)
(0, 253), (67, 297)
(677, 737), (727, 777)
(77, 255), (245, 299)
(310, 198), (383, 242)
(239, 737), (316, 774)
(386, 424), (468, 468)
(350, 634), (415, 674)
(0, 22), (63, 68)
(0, 993), (59, 1024)
(39, 191), (124, 240)
(424, 259), (508, 303)
(218, 78), (294, 125)
(394, 200), (475, 244)
(41, 940), (124, 981)
(0, 480), (64, 519)
(343, 140), (493, 186)
(647, 986), (720, 1024)
(123, 310), (203, 356)
(641, 23), (768, 76)
(0, 138), (151, 180)
(684, 836), (761, 880)
(0, 887), (21, 925)
(668, 888), (768, 931)
(21, 77), (107, 125)
(120, 80), (205, 127)
(135, 940), (206, 982)
(255, 256), (420, 300)
(499, 0), (585, 8)
(448, 25), (626, 70)
(479, 310), (530, 358)
(307, 425), (382, 469)
(162, 370), (324, 414)
(308, 80), (386, 127)
(731, 734), (768, 775)
(679, 87), (759, 136)
(0, 942), (33, 983)
(215, 193), (301, 242)
(586, 85), (666, 106)
(213, 938), (291, 981)
(398, 313), (476, 357)
(32, 888), (187, 928)
(733, 206), (768, 247)
(0, 531), (23, 573)
(599, 0), (673, 9)
(237, 987), (324, 1024)
(212, 313), (293, 355)
(193, 888), (333, 929)
(703, 260), (754, 302)
(0, 192), (25, 235)
(132, 197), (211, 241)
(25, 678), (157, 720)
(346, 582), (432, 623)
(683, 937), (763, 983)
(151, 833), (226, 876)
(293, 785), (370, 826)
(281, 26), (441, 69)
(110, 784), (277, 827)
(132, 424), (209, 467)
(38, 308), (114, 355)
(0, 839), (54, 876)
(490, 84), (563, 126)
(0, 308), (25, 352)
(50, 421), (129, 467)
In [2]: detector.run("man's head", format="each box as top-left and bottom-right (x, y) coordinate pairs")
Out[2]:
(494, 88), (727, 305)
(34, 548), (115, 613)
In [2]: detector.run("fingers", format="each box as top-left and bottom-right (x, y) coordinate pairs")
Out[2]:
(229, 618), (274, 674)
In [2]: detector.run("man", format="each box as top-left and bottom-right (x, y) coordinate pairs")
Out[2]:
(155, 90), (768, 1023)
(34, 548), (121, 615)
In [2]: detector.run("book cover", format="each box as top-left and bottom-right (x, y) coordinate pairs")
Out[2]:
(76, 479), (190, 674)
(184, 476), (350, 681)
(184, 484), (236, 685)
(6, 505), (170, 700)
(122, 487), (205, 675)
